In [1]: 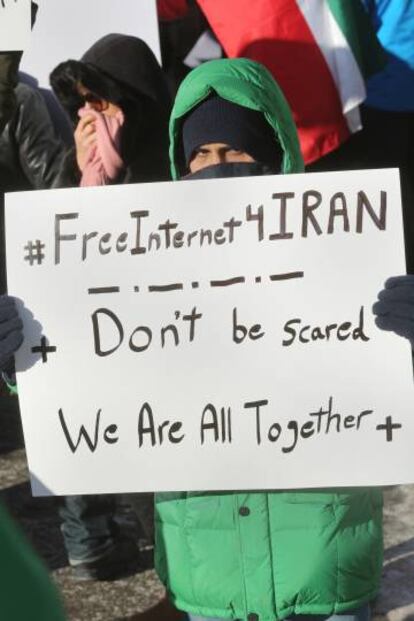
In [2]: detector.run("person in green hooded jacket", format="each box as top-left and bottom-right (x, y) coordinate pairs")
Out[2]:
(154, 58), (382, 621)
(2, 56), (413, 621)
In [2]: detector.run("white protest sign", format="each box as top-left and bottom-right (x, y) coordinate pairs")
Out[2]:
(6, 169), (414, 496)
(20, 0), (160, 88)
(0, 0), (31, 51)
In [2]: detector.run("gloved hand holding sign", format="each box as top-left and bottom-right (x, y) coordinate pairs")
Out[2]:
(0, 295), (23, 371)
(2, 277), (414, 375)
(373, 275), (414, 347)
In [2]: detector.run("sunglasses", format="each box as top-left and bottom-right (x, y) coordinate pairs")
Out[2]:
(80, 92), (109, 112)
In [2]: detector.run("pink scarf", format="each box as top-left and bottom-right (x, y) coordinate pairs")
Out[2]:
(78, 107), (125, 187)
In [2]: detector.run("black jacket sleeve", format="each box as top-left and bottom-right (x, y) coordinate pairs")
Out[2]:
(51, 147), (81, 189)
(12, 85), (66, 189)
(0, 52), (22, 134)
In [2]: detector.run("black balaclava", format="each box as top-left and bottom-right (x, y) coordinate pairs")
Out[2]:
(182, 95), (283, 172)
(183, 161), (277, 181)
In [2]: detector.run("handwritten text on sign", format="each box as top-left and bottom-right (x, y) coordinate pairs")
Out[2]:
(0, 0), (31, 51)
(6, 169), (414, 496)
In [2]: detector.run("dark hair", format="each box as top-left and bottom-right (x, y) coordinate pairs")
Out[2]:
(50, 60), (125, 123)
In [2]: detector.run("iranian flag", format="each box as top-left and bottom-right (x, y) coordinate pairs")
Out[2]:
(196, 0), (385, 163)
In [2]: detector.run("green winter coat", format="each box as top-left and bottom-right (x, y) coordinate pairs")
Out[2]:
(156, 58), (383, 621)
(0, 501), (66, 620)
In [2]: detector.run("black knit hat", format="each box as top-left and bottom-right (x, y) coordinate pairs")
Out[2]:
(182, 96), (283, 170)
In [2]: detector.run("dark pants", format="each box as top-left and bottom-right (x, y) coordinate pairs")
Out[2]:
(60, 493), (154, 563)
(60, 495), (118, 563)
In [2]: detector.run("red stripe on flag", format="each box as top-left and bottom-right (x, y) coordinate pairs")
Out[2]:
(197, 0), (350, 163)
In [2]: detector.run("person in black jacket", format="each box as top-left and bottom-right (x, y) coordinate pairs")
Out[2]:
(0, 83), (65, 294)
(0, 3), (38, 133)
(50, 33), (171, 188)
(0, 52), (22, 135)
(46, 33), (171, 582)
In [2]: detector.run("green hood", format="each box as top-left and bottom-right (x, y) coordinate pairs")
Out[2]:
(169, 58), (304, 179)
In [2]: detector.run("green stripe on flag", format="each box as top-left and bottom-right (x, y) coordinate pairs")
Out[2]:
(327, 0), (386, 79)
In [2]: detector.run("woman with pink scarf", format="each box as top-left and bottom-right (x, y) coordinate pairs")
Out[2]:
(75, 97), (125, 188)
(51, 33), (171, 189)
(46, 34), (171, 583)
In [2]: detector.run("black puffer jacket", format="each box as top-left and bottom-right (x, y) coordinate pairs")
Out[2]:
(0, 84), (65, 193)
(50, 34), (171, 187)
(0, 4), (38, 133)
(0, 52), (22, 135)
(0, 83), (65, 293)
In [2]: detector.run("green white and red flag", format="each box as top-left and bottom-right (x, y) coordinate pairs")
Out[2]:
(196, 0), (385, 163)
